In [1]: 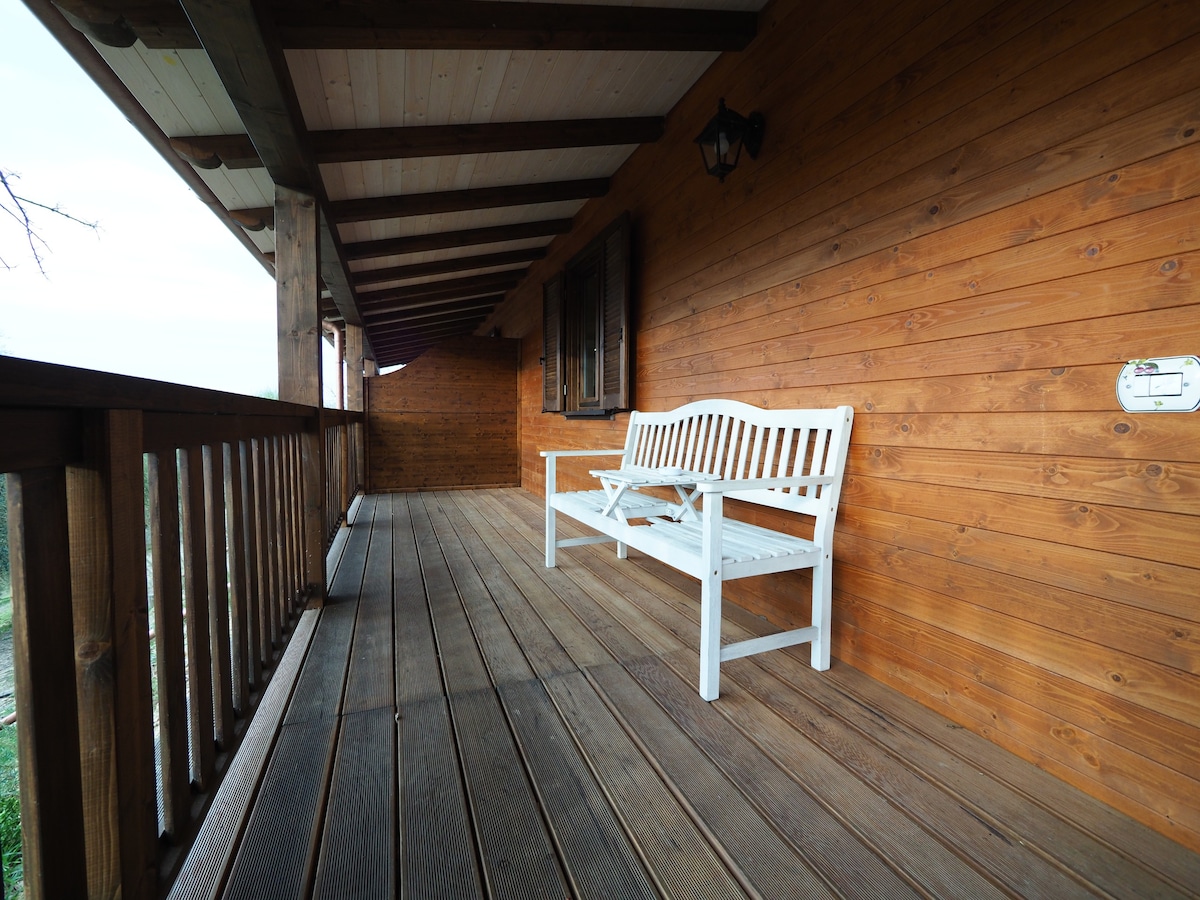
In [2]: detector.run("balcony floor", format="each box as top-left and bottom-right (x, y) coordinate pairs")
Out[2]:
(169, 489), (1199, 900)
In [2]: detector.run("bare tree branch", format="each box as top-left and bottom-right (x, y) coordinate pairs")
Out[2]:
(1, 168), (99, 275)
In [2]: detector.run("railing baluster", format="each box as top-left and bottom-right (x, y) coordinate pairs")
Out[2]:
(180, 446), (215, 789)
(224, 442), (250, 715)
(262, 436), (282, 649)
(274, 435), (291, 626)
(204, 445), (235, 749)
(240, 440), (264, 690)
(69, 409), (158, 899)
(7, 467), (89, 900)
(147, 450), (191, 840)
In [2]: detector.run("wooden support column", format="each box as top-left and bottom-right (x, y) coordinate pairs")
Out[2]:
(346, 323), (364, 412)
(68, 409), (158, 900)
(7, 468), (89, 900)
(345, 324), (365, 517)
(276, 184), (326, 603)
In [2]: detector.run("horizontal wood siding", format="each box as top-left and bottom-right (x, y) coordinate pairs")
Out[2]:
(367, 336), (519, 490)
(485, 0), (1200, 853)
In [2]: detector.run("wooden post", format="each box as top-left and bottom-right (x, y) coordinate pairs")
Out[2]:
(68, 409), (158, 899)
(7, 468), (89, 900)
(276, 184), (327, 603)
(346, 323), (364, 413)
(345, 324), (365, 517)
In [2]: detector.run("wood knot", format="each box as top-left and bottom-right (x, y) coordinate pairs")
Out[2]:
(1160, 259), (1178, 273)
(1113, 422), (1131, 434)
(1051, 367), (1066, 376)
(1145, 464), (1163, 477)
(928, 204), (940, 216)
(77, 641), (106, 663)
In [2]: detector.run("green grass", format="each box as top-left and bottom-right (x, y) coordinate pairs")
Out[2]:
(0, 584), (20, 895)
(0, 714), (19, 895)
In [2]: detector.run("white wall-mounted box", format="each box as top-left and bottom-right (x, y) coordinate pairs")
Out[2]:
(1116, 356), (1200, 412)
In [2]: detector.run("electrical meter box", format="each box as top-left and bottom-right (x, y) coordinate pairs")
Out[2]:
(1116, 356), (1200, 412)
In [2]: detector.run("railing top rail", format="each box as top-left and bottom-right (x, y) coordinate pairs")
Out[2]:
(0, 355), (314, 417)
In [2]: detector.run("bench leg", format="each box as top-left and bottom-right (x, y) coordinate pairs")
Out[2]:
(545, 502), (557, 568)
(617, 541), (628, 560)
(698, 493), (723, 701)
(810, 554), (832, 670)
(699, 572), (722, 701)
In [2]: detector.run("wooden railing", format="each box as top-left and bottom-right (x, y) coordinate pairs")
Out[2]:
(0, 356), (363, 899)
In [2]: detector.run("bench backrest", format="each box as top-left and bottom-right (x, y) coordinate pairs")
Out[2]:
(622, 400), (854, 525)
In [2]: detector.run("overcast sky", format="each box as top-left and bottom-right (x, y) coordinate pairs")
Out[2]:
(0, 3), (326, 399)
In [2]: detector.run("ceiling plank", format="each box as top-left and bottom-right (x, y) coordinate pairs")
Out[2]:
(174, 119), (663, 169)
(344, 220), (573, 261)
(273, 1), (757, 51)
(352, 248), (546, 287)
(328, 178), (609, 223)
(176, 0), (362, 325)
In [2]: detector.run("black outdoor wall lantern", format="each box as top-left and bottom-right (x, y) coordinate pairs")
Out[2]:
(695, 98), (765, 182)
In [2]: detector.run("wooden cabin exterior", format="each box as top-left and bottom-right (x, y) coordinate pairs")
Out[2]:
(4, 0), (1198, 896)
(477, 0), (1200, 856)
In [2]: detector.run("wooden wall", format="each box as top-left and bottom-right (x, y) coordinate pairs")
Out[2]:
(366, 336), (519, 491)
(485, 0), (1200, 853)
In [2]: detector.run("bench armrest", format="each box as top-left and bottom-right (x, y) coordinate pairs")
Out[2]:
(695, 475), (835, 493)
(540, 449), (626, 459)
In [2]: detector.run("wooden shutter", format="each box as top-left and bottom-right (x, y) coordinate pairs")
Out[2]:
(542, 273), (564, 412)
(600, 214), (631, 411)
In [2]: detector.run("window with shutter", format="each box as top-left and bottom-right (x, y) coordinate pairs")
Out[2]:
(542, 273), (564, 412)
(541, 212), (632, 417)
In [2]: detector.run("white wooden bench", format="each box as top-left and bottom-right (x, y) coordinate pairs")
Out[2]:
(542, 400), (854, 700)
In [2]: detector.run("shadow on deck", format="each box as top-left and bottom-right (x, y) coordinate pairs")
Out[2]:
(168, 489), (1200, 899)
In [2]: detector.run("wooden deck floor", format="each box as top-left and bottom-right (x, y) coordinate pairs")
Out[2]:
(169, 489), (1200, 900)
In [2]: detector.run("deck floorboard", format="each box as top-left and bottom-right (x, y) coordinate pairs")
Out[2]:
(173, 489), (1200, 900)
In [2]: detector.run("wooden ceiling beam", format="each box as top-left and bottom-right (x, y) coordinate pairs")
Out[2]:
(232, 175), (605, 231)
(344, 220), (572, 261)
(52, 1), (757, 51)
(352, 248), (546, 287)
(272, 1), (757, 51)
(50, 0), (199, 48)
(177, 0), (362, 326)
(172, 118), (662, 170)
(362, 290), (508, 318)
(364, 297), (502, 329)
(358, 272), (523, 307)
(311, 118), (664, 164)
(368, 318), (491, 349)
(329, 178), (610, 223)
